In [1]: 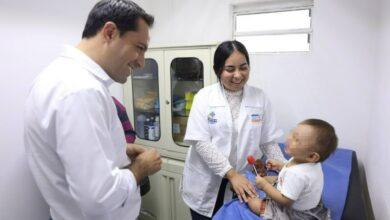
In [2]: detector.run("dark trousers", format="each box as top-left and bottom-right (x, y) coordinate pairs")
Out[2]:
(190, 178), (229, 220)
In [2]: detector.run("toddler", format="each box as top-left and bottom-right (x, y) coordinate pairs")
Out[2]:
(247, 119), (338, 220)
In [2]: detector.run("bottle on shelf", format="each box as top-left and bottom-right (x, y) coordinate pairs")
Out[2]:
(144, 118), (150, 140)
(148, 117), (155, 140)
(136, 114), (146, 139)
(154, 116), (160, 139)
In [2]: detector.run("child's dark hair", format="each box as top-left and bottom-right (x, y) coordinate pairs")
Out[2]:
(300, 119), (338, 162)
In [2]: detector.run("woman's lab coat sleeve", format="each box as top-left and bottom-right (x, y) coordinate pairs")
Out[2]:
(55, 89), (138, 216)
(192, 140), (232, 177)
(260, 141), (287, 162)
(185, 90), (233, 177)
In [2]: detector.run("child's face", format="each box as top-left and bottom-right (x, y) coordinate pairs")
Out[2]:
(285, 124), (318, 162)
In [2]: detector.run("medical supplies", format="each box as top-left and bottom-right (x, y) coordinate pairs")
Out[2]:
(136, 114), (146, 139)
(135, 91), (158, 111)
(136, 114), (160, 141)
(172, 116), (187, 142)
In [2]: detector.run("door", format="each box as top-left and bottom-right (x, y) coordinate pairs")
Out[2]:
(164, 49), (212, 153)
(124, 50), (166, 148)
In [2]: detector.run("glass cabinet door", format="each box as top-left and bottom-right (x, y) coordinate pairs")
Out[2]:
(170, 58), (204, 146)
(132, 58), (161, 141)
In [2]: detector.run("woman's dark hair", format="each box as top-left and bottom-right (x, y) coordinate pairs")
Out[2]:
(82, 0), (154, 38)
(213, 40), (250, 79)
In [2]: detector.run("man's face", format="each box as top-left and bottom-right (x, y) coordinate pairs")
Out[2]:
(107, 18), (150, 83)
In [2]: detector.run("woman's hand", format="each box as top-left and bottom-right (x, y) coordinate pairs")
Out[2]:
(226, 169), (258, 203)
(266, 159), (284, 171)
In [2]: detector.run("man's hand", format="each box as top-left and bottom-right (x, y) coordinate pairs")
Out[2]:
(129, 148), (162, 184)
(126, 144), (145, 161)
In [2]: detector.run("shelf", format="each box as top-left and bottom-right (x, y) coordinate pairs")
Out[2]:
(134, 108), (160, 114)
(172, 113), (189, 117)
(174, 141), (189, 147)
(132, 77), (158, 80)
(172, 79), (203, 82)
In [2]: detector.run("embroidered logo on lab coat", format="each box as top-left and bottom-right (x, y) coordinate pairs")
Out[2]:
(208, 111), (217, 124)
(250, 114), (262, 124)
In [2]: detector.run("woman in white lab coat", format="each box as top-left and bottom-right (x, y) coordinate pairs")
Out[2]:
(181, 40), (286, 220)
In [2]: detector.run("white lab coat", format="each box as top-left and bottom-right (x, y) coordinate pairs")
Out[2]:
(181, 83), (282, 217)
(24, 46), (140, 220)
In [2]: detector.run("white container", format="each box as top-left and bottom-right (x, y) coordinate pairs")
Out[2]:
(154, 116), (160, 139)
(148, 125), (155, 140)
(136, 114), (146, 139)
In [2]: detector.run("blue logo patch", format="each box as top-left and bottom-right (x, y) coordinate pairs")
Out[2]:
(250, 114), (262, 124)
(208, 111), (218, 124)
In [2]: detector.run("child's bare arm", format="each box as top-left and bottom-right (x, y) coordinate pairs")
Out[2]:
(256, 176), (293, 207)
(247, 197), (263, 215)
(263, 176), (277, 184)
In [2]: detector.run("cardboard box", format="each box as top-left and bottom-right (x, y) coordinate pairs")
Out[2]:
(172, 116), (188, 143)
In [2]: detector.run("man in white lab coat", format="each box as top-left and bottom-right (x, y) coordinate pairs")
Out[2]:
(24, 1), (161, 219)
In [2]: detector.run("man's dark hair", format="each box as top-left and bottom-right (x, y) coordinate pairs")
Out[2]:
(82, 0), (154, 38)
(213, 40), (250, 79)
(300, 119), (338, 162)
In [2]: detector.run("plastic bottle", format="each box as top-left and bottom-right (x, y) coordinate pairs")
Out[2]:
(154, 116), (160, 139)
(144, 118), (150, 140)
(136, 114), (146, 139)
(148, 117), (155, 140)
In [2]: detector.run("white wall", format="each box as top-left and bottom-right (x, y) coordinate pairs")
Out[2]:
(0, 2), (89, 219)
(365, 0), (390, 219)
(0, 0), (145, 219)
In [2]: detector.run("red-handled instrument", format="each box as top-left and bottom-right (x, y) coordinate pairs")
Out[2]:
(247, 155), (259, 176)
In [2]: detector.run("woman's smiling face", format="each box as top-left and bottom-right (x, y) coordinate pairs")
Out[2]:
(220, 50), (250, 91)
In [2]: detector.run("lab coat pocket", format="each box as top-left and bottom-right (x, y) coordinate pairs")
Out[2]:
(182, 164), (209, 206)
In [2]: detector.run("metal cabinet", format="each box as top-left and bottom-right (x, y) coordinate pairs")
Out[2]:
(123, 45), (217, 220)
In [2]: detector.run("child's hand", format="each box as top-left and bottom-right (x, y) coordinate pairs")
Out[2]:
(255, 175), (269, 190)
(266, 159), (284, 171)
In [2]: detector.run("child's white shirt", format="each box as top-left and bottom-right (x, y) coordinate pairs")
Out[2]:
(276, 158), (323, 210)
